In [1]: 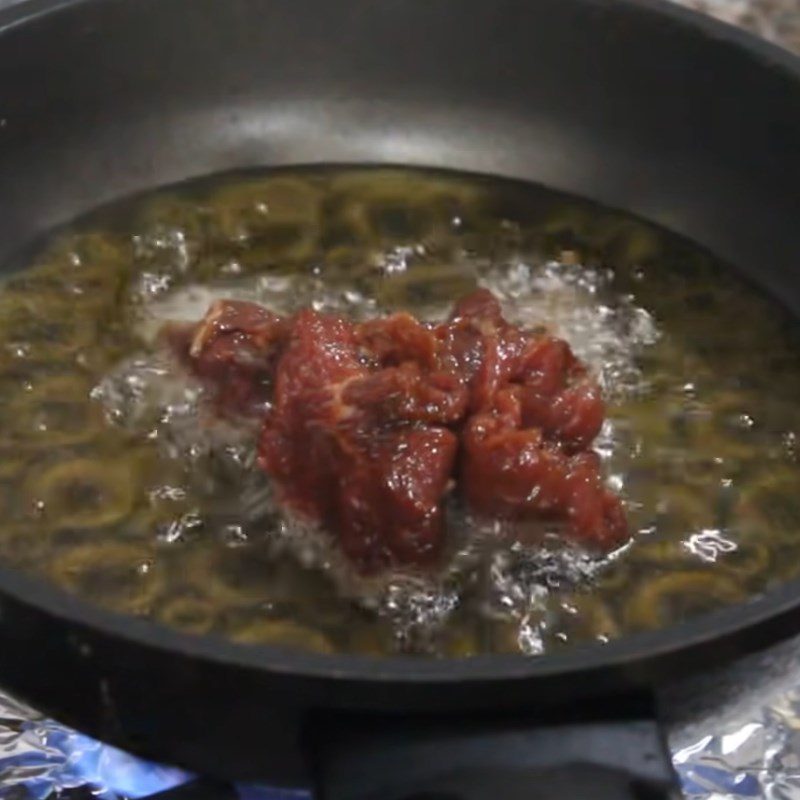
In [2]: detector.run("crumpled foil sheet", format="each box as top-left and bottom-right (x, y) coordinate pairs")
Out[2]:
(663, 637), (800, 800)
(0, 0), (798, 798)
(0, 691), (191, 799)
(0, 687), (304, 800)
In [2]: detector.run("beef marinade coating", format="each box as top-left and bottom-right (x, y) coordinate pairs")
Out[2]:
(164, 289), (628, 573)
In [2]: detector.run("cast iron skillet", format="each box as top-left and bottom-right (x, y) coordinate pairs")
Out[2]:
(0, 0), (799, 797)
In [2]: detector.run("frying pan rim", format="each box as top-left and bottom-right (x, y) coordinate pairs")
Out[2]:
(0, 0), (798, 689)
(2, 0), (800, 72)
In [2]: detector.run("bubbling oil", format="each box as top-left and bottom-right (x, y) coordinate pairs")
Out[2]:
(1, 166), (799, 657)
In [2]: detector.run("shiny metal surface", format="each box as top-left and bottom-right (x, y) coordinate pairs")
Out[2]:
(665, 638), (800, 798)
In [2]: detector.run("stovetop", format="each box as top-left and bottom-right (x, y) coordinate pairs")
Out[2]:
(0, 0), (798, 798)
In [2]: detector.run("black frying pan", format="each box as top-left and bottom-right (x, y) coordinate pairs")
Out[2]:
(0, 0), (799, 798)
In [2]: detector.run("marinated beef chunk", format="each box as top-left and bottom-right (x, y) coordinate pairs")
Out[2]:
(461, 388), (626, 549)
(256, 308), (457, 571)
(167, 289), (628, 573)
(162, 299), (288, 416)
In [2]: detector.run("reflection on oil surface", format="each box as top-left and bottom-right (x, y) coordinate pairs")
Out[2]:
(1, 167), (798, 657)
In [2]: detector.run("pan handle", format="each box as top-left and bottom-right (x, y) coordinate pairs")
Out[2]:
(309, 710), (680, 800)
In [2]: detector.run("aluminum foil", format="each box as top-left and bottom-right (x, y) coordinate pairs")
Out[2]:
(660, 636), (800, 799)
(0, 687), (303, 800)
(1, 0), (799, 798)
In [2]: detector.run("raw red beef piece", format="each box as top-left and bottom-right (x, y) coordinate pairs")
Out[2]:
(461, 387), (626, 548)
(168, 288), (628, 574)
(256, 309), (458, 572)
(162, 299), (287, 416)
